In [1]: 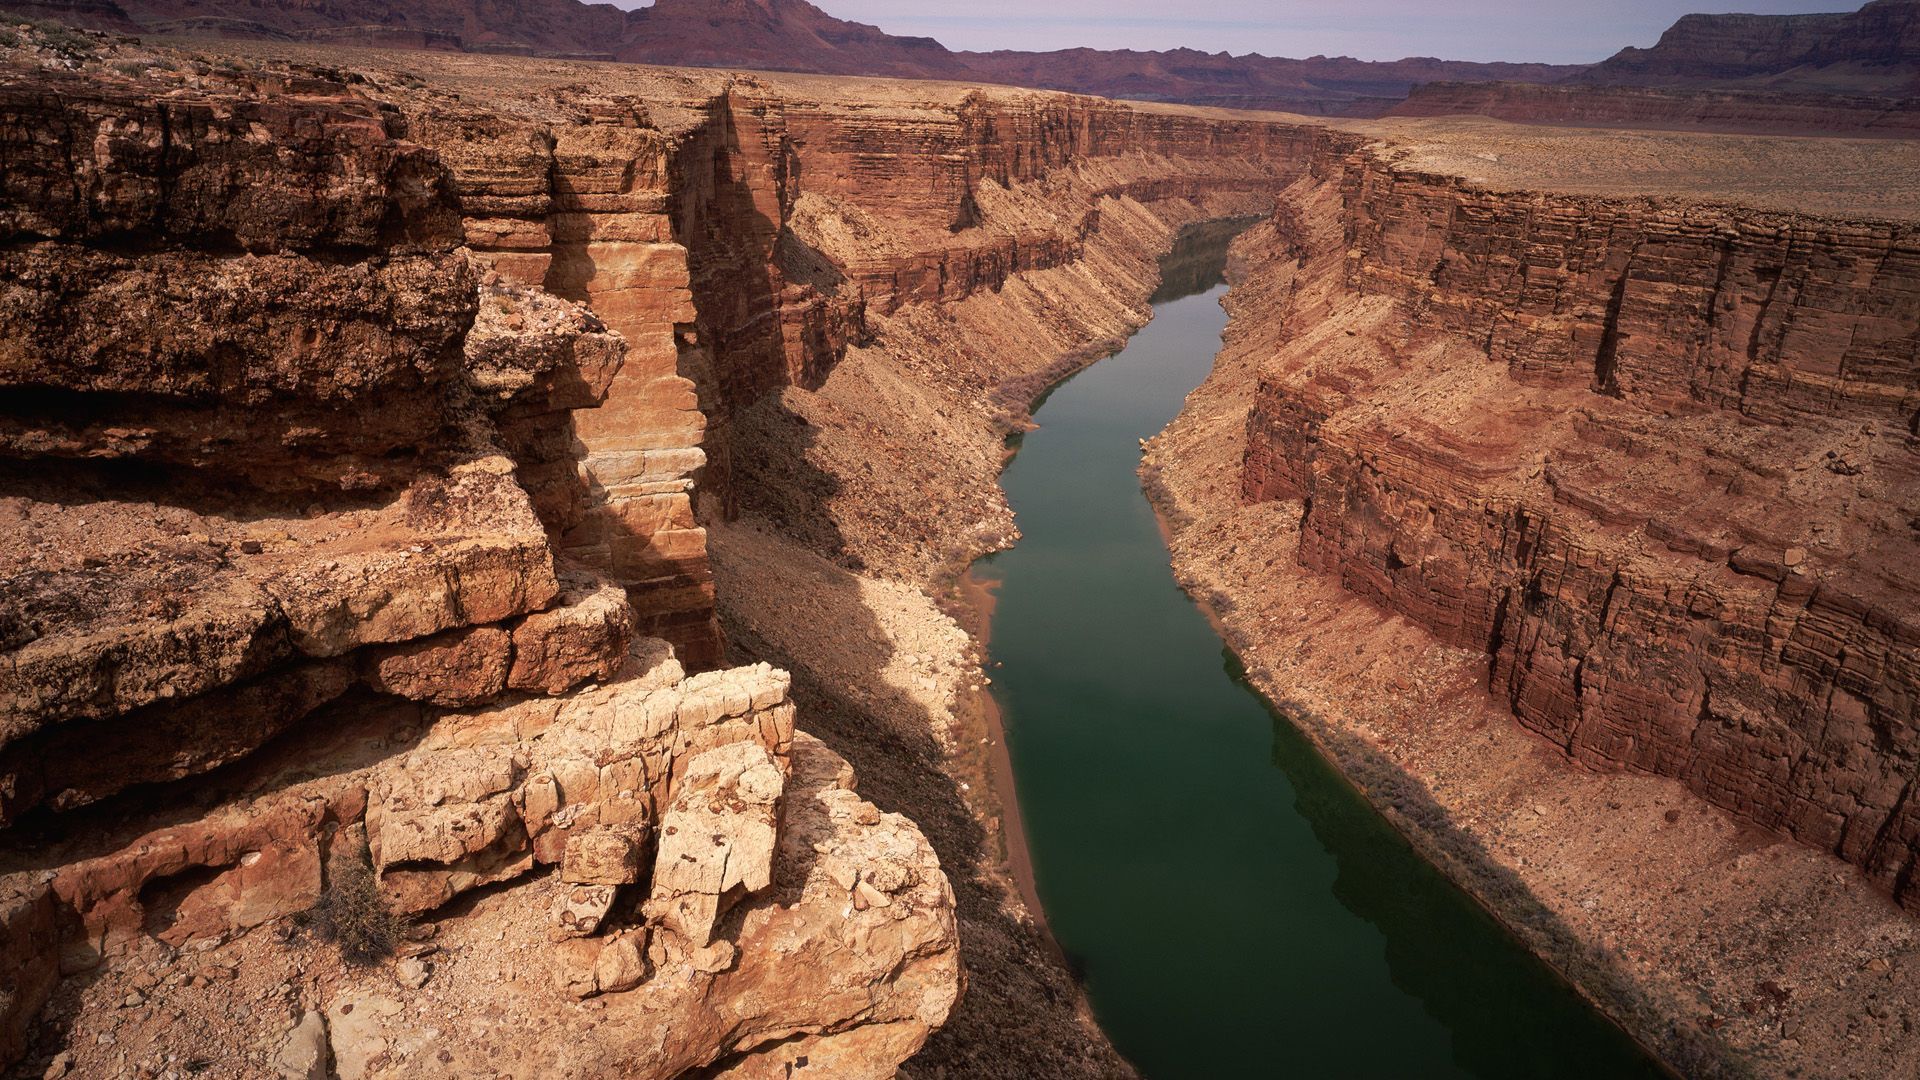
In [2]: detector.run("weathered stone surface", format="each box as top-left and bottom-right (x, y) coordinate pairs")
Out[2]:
(0, 455), (561, 824)
(360, 626), (511, 707)
(2, 640), (955, 1077)
(561, 825), (646, 886)
(590, 929), (649, 994)
(0, 245), (479, 491)
(363, 645), (790, 914)
(326, 994), (401, 1080)
(507, 570), (636, 695)
(645, 739), (783, 948)
(368, 743), (531, 913)
(0, 659), (354, 823)
(551, 882), (619, 939)
(0, 880), (57, 1071)
(0, 67), (462, 251)
(42, 785), (342, 969)
(274, 1010), (330, 1080)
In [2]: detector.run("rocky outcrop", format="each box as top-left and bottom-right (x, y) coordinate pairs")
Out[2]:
(0, 35), (961, 1078)
(1, 25), (1397, 1071)
(391, 62), (1330, 563)
(12, 639), (959, 1077)
(1237, 146), (1920, 908)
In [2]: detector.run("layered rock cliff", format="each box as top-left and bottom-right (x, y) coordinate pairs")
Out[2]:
(1233, 149), (1920, 912)
(1573, 0), (1920, 96)
(0, 32), (963, 1078)
(7, 19), (1920, 1080)
(1389, 80), (1920, 137)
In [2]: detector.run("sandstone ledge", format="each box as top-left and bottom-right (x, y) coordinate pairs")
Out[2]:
(1, 641), (959, 1078)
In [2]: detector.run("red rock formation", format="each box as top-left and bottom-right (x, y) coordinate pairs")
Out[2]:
(1239, 146), (1920, 907)
(0, 40), (983, 1075)
(407, 69), (1327, 564)
(0, 30), (1369, 1075)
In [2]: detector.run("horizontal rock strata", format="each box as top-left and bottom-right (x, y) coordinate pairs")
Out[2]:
(1236, 148), (1920, 908)
(0, 34), (968, 1078)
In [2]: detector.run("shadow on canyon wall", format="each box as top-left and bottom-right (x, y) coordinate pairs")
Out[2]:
(705, 217), (1279, 1078)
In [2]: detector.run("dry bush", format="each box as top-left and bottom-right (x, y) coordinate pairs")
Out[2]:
(310, 841), (406, 967)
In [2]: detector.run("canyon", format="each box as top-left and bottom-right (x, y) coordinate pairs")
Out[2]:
(0, 12), (1917, 1080)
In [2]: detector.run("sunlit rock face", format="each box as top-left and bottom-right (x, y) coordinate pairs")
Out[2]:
(0, 39), (971, 1078)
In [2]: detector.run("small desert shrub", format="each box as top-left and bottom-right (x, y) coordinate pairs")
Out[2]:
(18, 18), (96, 58)
(310, 844), (406, 967)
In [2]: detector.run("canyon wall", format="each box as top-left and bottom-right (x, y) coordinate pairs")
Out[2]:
(1238, 147), (1920, 906)
(391, 62), (1329, 570)
(0, 41), (963, 1077)
(1573, 0), (1920, 95)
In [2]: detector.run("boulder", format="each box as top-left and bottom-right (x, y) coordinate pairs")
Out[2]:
(645, 740), (784, 948)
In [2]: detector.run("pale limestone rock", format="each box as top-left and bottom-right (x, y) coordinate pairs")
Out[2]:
(273, 1010), (328, 1080)
(394, 955), (432, 989)
(326, 995), (401, 1080)
(646, 741), (784, 947)
(367, 746), (529, 914)
(551, 882), (619, 939)
(593, 931), (650, 994)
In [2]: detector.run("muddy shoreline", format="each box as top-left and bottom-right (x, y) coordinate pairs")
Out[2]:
(946, 570), (1050, 936)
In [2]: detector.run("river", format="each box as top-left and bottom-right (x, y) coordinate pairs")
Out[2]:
(968, 226), (1668, 1079)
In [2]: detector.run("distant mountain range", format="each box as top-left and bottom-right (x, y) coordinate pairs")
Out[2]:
(5, 0), (1918, 118)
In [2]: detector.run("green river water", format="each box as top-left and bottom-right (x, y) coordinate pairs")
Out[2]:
(968, 230), (1668, 1079)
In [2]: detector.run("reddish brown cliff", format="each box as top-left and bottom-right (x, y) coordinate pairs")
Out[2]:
(0, 33), (966, 1078)
(1238, 146), (1920, 908)
(0, 27), (1368, 1077)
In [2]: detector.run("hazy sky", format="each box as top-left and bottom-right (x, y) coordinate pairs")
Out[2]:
(649, 0), (1855, 65)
